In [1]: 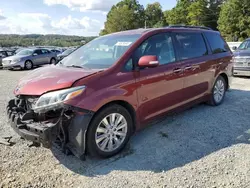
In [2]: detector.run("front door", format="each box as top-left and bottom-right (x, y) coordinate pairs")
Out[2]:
(134, 33), (186, 124)
(32, 49), (44, 65)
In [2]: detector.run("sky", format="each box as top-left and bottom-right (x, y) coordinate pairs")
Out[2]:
(0, 0), (177, 36)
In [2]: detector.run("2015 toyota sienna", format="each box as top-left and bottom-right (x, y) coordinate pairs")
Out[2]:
(6, 26), (233, 159)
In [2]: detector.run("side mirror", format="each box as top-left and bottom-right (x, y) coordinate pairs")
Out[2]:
(138, 55), (159, 68)
(33, 53), (38, 56)
(232, 46), (237, 50)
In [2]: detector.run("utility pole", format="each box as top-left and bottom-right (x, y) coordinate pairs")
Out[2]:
(144, 20), (147, 29)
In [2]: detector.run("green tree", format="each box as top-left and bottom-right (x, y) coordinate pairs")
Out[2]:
(187, 0), (208, 26)
(165, 0), (192, 25)
(100, 0), (144, 35)
(218, 0), (250, 41)
(145, 2), (166, 28)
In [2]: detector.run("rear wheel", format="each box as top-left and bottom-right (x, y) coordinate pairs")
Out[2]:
(208, 75), (226, 106)
(87, 104), (132, 158)
(24, 60), (33, 70)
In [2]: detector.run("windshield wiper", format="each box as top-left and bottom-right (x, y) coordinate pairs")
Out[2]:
(67, 65), (84, 68)
(66, 65), (90, 70)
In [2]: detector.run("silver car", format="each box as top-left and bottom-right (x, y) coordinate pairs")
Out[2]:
(2, 48), (57, 70)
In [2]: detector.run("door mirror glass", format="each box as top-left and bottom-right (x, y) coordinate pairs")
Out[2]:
(138, 55), (159, 68)
(33, 53), (38, 56)
(232, 46), (237, 50)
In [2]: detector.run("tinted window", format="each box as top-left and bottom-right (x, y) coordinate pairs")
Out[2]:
(41, 49), (49, 54)
(205, 32), (230, 54)
(174, 32), (208, 60)
(238, 40), (250, 50)
(34, 50), (42, 55)
(133, 33), (176, 65)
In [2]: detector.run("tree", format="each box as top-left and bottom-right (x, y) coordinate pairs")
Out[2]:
(145, 2), (166, 28)
(187, 0), (208, 26)
(206, 0), (225, 30)
(165, 0), (192, 25)
(218, 0), (250, 41)
(100, 0), (144, 35)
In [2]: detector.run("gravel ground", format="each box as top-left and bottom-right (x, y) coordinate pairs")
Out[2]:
(0, 69), (250, 188)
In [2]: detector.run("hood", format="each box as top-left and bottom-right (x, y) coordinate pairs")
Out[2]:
(15, 65), (101, 96)
(3, 55), (28, 61)
(233, 49), (250, 57)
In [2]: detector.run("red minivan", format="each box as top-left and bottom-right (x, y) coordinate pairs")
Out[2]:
(7, 26), (233, 159)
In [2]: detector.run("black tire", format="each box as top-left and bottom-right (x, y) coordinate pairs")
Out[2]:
(24, 60), (33, 70)
(50, 58), (56, 64)
(87, 104), (132, 158)
(208, 75), (226, 106)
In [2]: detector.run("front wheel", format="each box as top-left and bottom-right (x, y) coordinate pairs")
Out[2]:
(50, 58), (56, 65)
(24, 60), (33, 70)
(87, 104), (132, 158)
(208, 76), (226, 106)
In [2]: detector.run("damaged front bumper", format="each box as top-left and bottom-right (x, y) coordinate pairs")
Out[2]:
(6, 98), (94, 159)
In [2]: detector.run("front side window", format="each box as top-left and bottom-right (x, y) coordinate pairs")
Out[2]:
(34, 50), (43, 55)
(204, 32), (230, 54)
(238, 40), (250, 50)
(133, 33), (176, 66)
(60, 34), (141, 69)
(174, 32), (208, 60)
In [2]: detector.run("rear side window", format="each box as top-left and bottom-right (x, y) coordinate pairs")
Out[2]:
(204, 32), (230, 54)
(173, 32), (208, 60)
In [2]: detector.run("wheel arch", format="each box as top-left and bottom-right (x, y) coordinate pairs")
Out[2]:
(218, 72), (229, 90)
(89, 100), (137, 134)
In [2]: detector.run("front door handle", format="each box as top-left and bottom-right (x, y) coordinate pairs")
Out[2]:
(173, 68), (182, 73)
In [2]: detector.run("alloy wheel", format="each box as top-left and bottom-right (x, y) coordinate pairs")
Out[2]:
(95, 113), (128, 152)
(213, 79), (225, 103)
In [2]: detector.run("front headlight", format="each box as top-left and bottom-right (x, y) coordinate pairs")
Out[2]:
(11, 59), (21, 64)
(33, 86), (85, 112)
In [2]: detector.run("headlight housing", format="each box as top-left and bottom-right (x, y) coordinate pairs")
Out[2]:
(33, 86), (85, 112)
(11, 59), (21, 64)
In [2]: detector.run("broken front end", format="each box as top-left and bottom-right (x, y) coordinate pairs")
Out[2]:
(6, 86), (94, 159)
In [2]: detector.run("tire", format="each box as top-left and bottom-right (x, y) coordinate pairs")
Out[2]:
(208, 75), (226, 106)
(50, 58), (56, 65)
(87, 104), (132, 158)
(24, 60), (33, 70)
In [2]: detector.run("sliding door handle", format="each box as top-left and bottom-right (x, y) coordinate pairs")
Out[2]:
(173, 68), (182, 73)
(184, 66), (192, 71)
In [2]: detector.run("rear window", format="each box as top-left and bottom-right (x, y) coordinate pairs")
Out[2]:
(173, 32), (208, 60)
(204, 32), (230, 54)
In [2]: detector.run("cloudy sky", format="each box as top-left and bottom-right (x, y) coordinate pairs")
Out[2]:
(0, 0), (176, 36)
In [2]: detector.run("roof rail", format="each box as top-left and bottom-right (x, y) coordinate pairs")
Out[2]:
(167, 25), (213, 30)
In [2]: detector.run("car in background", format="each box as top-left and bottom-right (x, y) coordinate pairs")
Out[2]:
(2, 48), (57, 70)
(56, 48), (75, 62)
(50, 49), (62, 55)
(7, 26), (233, 159)
(232, 38), (250, 76)
(0, 50), (15, 68)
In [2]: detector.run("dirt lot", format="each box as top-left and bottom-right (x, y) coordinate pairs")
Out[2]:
(0, 69), (250, 188)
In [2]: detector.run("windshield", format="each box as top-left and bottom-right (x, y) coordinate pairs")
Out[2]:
(16, 49), (33, 56)
(62, 49), (74, 55)
(238, 40), (250, 50)
(60, 34), (141, 69)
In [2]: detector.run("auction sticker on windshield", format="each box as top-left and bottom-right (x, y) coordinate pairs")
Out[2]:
(115, 42), (132, 46)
